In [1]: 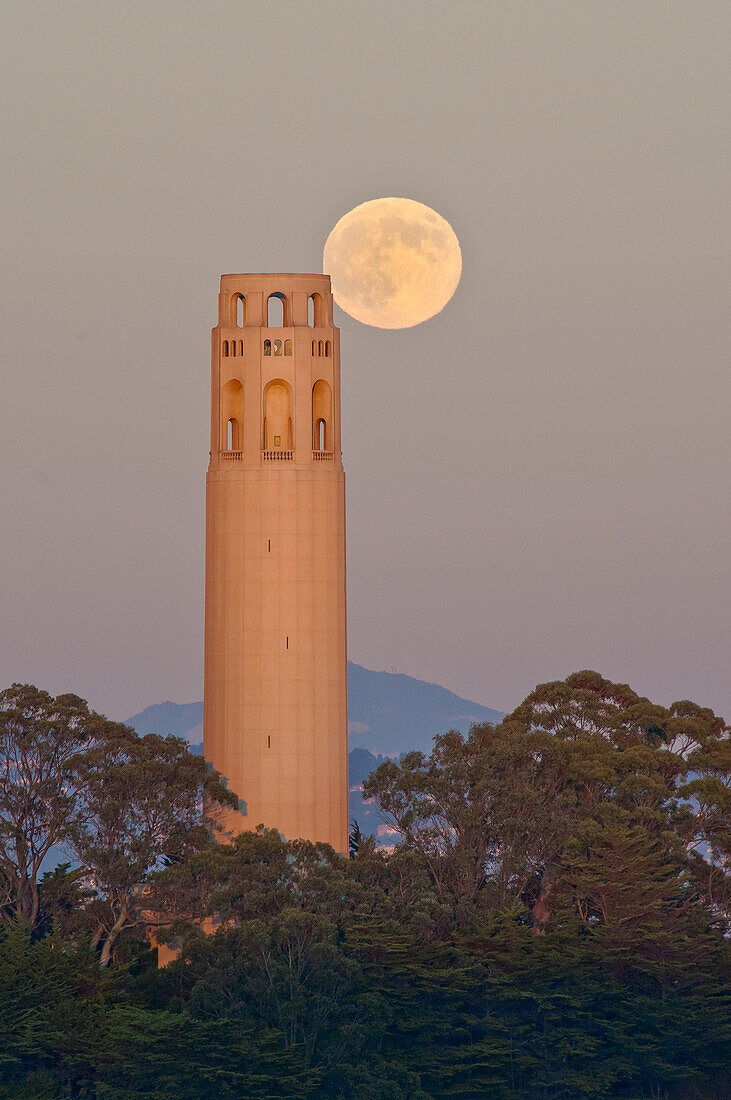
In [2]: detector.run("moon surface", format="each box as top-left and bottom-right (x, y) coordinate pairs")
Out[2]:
(323, 197), (462, 329)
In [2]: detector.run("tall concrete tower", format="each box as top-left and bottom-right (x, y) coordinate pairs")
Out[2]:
(203, 274), (348, 854)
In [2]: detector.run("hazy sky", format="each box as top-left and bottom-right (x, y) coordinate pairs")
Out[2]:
(2, 1), (730, 723)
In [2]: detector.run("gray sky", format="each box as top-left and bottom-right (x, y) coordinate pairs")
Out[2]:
(2, 1), (730, 723)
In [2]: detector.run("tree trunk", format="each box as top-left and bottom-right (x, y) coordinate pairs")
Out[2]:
(99, 904), (129, 968)
(531, 871), (554, 934)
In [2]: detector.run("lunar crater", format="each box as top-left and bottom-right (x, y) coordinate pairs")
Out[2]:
(323, 197), (462, 329)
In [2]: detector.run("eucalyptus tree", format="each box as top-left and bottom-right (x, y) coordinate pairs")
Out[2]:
(0, 684), (105, 927)
(0, 681), (236, 964)
(69, 724), (236, 967)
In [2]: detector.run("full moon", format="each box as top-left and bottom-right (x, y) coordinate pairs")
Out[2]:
(323, 197), (462, 329)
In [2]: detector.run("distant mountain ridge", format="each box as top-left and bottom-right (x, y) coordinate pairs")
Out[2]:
(124, 664), (504, 844)
(125, 662), (503, 757)
(346, 663), (502, 755)
(125, 700), (203, 743)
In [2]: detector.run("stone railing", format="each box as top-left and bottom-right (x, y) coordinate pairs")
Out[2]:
(220, 449), (336, 463)
(261, 449), (294, 461)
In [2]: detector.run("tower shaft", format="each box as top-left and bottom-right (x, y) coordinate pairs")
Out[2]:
(203, 274), (348, 853)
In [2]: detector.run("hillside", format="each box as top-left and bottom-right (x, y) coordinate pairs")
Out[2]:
(125, 700), (204, 743)
(346, 663), (502, 755)
(125, 662), (503, 756)
(125, 663), (504, 844)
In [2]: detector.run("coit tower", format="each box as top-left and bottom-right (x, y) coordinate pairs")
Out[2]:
(203, 274), (348, 854)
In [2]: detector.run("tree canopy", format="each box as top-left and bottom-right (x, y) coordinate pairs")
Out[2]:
(0, 683), (236, 965)
(1, 672), (728, 1098)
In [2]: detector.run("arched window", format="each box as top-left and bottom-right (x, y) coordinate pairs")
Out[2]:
(318, 340), (324, 356)
(267, 293), (287, 327)
(284, 339), (292, 356)
(325, 340), (331, 357)
(308, 293), (322, 327)
(312, 379), (332, 451)
(239, 341), (244, 356)
(264, 379), (293, 450)
(273, 339), (283, 356)
(220, 379), (244, 451)
(231, 340), (236, 357)
(222, 340), (229, 357)
(311, 339), (317, 356)
(264, 339), (271, 356)
(233, 294), (245, 328)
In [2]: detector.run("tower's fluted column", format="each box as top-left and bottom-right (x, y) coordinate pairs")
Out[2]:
(204, 274), (348, 854)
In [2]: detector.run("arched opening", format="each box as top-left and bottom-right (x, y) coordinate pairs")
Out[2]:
(227, 418), (239, 450)
(231, 340), (236, 357)
(284, 339), (292, 356)
(273, 339), (283, 356)
(308, 293), (322, 327)
(222, 340), (229, 357)
(239, 340), (244, 356)
(233, 294), (245, 328)
(312, 379), (332, 451)
(318, 340), (324, 356)
(264, 379), (293, 450)
(311, 339), (317, 357)
(220, 379), (244, 451)
(325, 340), (331, 357)
(264, 339), (271, 356)
(267, 293), (287, 327)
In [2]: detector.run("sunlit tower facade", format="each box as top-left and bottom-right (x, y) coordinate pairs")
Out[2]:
(203, 274), (348, 854)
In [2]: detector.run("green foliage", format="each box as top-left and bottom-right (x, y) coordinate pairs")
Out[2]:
(70, 722), (237, 966)
(0, 684), (101, 927)
(0, 920), (317, 1098)
(36, 863), (94, 940)
(349, 818), (364, 858)
(0, 682), (235, 968)
(1, 671), (729, 1097)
